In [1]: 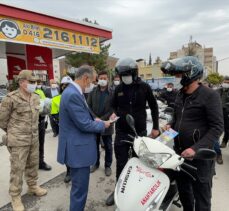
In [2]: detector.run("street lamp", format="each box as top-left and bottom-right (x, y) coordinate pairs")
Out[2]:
(216, 56), (229, 73)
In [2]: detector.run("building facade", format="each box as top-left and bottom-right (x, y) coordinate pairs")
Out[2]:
(169, 41), (217, 74)
(137, 58), (164, 80)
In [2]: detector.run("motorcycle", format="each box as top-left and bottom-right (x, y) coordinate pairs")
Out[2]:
(114, 115), (216, 211)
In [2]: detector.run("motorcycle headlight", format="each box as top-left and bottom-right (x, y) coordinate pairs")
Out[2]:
(138, 141), (171, 168)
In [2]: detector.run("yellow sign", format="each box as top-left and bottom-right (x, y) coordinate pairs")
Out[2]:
(0, 15), (100, 53)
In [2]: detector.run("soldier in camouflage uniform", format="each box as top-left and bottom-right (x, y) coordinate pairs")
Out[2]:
(0, 70), (47, 211)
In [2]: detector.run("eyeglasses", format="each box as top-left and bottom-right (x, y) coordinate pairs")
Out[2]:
(28, 81), (36, 84)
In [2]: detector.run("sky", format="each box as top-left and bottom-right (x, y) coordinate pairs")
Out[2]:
(1, 0), (229, 75)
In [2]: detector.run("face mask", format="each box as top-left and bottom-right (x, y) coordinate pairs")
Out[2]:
(167, 88), (172, 92)
(114, 80), (120, 86)
(222, 83), (229, 89)
(84, 83), (94, 93)
(27, 84), (37, 93)
(51, 84), (58, 89)
(122, 75), (133, 85)
(37, 85), (42, 89)
(98, 79), (108, 87)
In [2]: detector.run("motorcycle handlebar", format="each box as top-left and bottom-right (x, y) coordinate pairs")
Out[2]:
(181, 162), (197, 172)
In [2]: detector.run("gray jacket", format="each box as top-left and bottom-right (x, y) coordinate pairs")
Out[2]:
(87, 86), (114, 135)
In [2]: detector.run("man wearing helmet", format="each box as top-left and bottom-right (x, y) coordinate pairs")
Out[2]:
(161, 56), (223, 211)
(106, 58), (159, 206)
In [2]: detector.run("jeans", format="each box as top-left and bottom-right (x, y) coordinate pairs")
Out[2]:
(95, 135), (113, 168)
(214, 140), (222, 155)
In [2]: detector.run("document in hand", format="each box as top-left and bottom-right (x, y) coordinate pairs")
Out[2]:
(156, 128), (178, 144)
(109, 117), (120, 123)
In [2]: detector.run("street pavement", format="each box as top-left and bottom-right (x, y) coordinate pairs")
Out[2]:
(0, 125), (229, 211)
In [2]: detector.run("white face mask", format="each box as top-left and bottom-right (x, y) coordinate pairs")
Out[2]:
(98, 79), (108, 87)
(37, 85), (42, 89)
(84, 83), (94, 93)
(222, 83), (229, 89)
(114, 80), (120, 86)
(122, 75), (133, 85)
(51, 84), (58, 89)
(27, 84), (37, 93)
(167, 88), (172, 92)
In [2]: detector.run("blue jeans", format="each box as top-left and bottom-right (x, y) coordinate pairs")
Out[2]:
(214, 141), (221, 155)
(96, 135), (113, 168)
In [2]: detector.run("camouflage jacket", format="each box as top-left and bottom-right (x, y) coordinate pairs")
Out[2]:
(0, 89), (40, 146)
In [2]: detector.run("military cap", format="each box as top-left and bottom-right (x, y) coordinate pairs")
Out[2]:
(18, 70), (36, 82)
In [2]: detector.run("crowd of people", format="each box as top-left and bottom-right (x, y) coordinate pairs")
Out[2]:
(0, 55), (228, 211)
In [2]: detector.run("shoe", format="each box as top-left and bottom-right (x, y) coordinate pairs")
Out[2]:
(106, 192), (114, 206)
(39, 162), (52, 171)
(220, 141), (227, 148)
(53, 133), (58, 137)
(27, 185), (47, 196)
(105, 167), (112, 177)
(64, 173), (71, 183)
(11, 196), (24, 211)
(216, 154), (223, 165)
(90, 165), (99, 173)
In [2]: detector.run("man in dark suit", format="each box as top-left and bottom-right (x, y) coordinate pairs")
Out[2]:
(57, 65), (110, 211)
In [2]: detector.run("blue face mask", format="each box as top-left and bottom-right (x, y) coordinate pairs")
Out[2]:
(27, 84), (37, 93)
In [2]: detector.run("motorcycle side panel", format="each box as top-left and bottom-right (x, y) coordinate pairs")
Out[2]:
(115, 158), (170, 211)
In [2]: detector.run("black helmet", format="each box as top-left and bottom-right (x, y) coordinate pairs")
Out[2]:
(161, 56), (203, 86)
(115, 58), (138, 80)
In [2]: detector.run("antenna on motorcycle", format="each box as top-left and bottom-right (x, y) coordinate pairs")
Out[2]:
(126, 114), (138, 138)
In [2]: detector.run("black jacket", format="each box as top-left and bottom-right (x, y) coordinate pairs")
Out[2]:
(87, 86), (114, 135)
(158, 90), (178, 108)
(172, 85), (224, 153)
(112, 78), (159, 135)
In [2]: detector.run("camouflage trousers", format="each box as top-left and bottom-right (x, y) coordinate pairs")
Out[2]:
(8, 141), (39, 197)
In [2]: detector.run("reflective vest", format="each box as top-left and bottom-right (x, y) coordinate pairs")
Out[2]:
(51, 95), (61, 115)
(35, 89), (46, 99)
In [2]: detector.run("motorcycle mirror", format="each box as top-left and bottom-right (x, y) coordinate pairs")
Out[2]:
(194, 149), (216, 160)
(126, 114), (138, 138)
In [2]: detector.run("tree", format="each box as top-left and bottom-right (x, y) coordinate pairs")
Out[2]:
(149, 53), (152, 65)
(66, 18), (110, 72)
(206, 73), (224, 85)
(66, 43), (110, 72)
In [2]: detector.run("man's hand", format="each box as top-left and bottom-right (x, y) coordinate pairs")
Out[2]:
(162, 124), (171, 131)
(149, 129), (160, 138)
(104, 121), (111, 128)
(109, 113), (117, 121)
(95, 117), (102, 122)
(181, 148), (196, 160)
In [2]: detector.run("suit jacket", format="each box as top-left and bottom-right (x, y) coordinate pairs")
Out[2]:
(57, 83), (105, 168)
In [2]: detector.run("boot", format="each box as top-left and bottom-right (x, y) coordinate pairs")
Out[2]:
(220, 141), (227, 148)
(11, 196), (24, 211)
(216, 154), (223, 165)
(106, 192), (114, 206)
(27, 185), (47, 196)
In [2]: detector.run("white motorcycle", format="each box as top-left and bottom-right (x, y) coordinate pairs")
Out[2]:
(114, 115), (216, 211)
